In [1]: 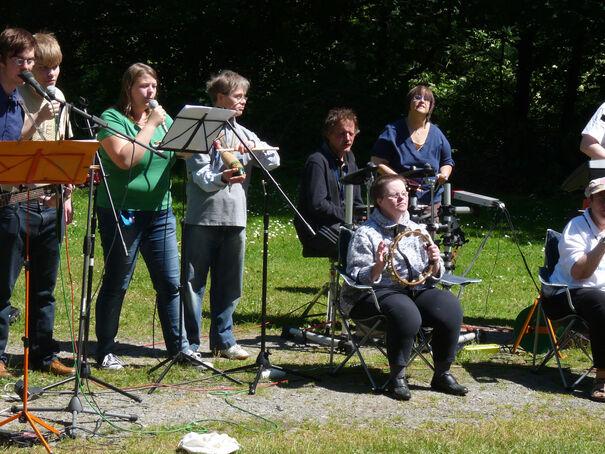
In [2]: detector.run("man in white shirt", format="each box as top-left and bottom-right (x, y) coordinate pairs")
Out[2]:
(580, 102), (605, 159)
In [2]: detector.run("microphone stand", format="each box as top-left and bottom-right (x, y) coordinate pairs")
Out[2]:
(220, 124), (316, 395)
(22, 76), (167, 161)
(11, 98), (141, 438)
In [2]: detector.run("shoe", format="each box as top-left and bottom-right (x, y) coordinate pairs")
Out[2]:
(185, 350), (214, 369)
(388, 378), (411, 401)
(43, 359), (75, 376)
(8, 306), (20, 325)
(0, 362), (13, 378)
(215, 344), (249, 360)
(431, 372), (468, 396)
(590, 378), (605, 403)
(99, 353), (124, 370)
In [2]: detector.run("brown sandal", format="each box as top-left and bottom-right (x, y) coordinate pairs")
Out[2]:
(590, 378), (605, 402)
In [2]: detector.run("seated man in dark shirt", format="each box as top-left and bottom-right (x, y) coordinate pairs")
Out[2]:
(295, 108), (363, 259)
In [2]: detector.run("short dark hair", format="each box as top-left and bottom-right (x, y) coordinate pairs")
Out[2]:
(370, 174), (408, 205)
(405, 84), (435, 120)
(322, 108), (358, 141)
(0, 28), (35, 63)
(206, 70), (250, 105)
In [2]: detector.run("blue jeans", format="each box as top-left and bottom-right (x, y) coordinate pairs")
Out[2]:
(95, 207), (187, 361)
(183, 224), (245, 352)
(0, 202), (62, 368)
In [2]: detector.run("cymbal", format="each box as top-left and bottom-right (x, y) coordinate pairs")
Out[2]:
(339, 166), (377, 185)
(401, 165), (436, 179)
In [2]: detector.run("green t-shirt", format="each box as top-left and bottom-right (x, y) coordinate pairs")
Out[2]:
(96, 107), (176, 211)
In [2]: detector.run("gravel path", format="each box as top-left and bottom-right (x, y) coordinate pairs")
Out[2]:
(0, 328), (603, 449)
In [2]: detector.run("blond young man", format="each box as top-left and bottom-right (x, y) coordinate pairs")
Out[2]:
(0, 28), (74, 377)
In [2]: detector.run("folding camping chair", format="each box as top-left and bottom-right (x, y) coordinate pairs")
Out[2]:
(330, 226), (434, 392)
(515, 229), (594, 390)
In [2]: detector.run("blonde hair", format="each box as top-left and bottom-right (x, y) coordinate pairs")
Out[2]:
(33, 32), (62, 67)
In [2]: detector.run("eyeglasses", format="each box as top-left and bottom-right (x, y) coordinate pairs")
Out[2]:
(413, 95), (431, 102)
(384, 192), (408, 200)
(11, 57), (35, 66)
(229, 94), (248, 102)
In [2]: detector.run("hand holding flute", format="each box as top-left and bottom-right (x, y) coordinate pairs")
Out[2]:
(215, 140), (246, 187)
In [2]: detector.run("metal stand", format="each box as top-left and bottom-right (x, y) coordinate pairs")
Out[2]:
(14, 155), (141, 439)
(147, 107), (247, 392)
(147, 216), (243, 393)
(0, 199), (60, 453)
(13, 100), (141, 438)
(223, 182), (316, 394)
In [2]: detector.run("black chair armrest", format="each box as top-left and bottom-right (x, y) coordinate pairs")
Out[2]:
(538, 266), (576, 313)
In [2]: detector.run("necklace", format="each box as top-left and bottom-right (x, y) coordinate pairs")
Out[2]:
(407, 121), (428, 150)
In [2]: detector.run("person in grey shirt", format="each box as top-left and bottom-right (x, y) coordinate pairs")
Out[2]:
(183, 70), (279, 360)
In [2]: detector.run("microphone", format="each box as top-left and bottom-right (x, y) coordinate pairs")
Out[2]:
(45, 85), (64, 102)
(148, 99), (168, 133)
(18, 70), (52, 101)
(46, 86), (64, 115)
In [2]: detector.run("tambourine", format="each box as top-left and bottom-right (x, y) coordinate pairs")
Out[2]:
(385, 229), (435, 287)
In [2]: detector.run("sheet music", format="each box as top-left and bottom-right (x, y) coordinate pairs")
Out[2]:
(159, 105), (236, 153)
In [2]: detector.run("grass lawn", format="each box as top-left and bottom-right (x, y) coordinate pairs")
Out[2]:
(3, 171), (601, 453)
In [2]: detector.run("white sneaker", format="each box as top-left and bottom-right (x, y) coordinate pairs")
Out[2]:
(99, 353), (124, 370)
(186, 350), (214, 369)
(217, 344), (249, 360)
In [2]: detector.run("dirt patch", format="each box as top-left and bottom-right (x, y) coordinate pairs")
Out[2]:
(0, 328), (602, 449)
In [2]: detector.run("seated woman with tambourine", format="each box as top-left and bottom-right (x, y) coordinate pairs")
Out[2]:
(342, 174), (467, 400)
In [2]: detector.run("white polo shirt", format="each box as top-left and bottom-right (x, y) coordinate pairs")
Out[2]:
(582, 102), (605, 148)
(550, 208), (605, 290)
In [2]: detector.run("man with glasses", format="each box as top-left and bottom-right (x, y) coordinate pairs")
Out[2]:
(295, 108), (363, 259)
(183, 70), (280, 360)
(0, 27), (74, 377)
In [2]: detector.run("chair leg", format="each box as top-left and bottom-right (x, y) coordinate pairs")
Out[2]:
(409, 330), (434, 371)
(512, 296), (540, 355)
(331, 316), (382, 392)
(300, 281), (330, 319)
(569, 366), (595, 390)
(536, 307), (593, 390)
(537, 307), (569, 389)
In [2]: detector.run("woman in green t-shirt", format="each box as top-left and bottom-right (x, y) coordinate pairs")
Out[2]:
(94, 63), (186, 370)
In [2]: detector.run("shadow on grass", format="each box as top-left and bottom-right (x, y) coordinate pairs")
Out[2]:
(275, 286), (327, 295)
(462, 359), (594, 401)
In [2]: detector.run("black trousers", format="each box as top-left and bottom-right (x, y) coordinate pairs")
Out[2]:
(350, 287), (463, 368)
(542, 288), (605, 369)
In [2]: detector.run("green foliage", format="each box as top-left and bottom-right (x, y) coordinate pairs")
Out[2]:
(4, 0), (604, 194)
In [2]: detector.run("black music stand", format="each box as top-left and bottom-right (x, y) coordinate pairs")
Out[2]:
(0, 140), (96, 453)
(147, 105), (244, 392)
(217, 123), (317, 395)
